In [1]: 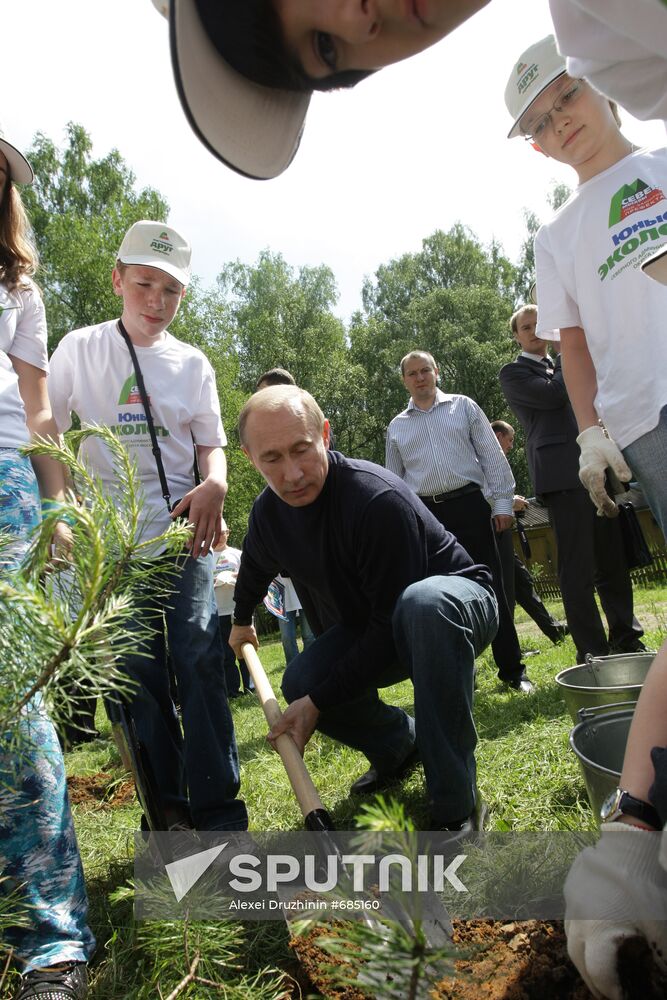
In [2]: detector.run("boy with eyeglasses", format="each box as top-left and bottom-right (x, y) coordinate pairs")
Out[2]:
(505, 34), (667, 999)
(504, 34), (667, 543)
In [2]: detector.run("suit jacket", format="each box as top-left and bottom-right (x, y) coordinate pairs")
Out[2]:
(498, 354), (583, 496)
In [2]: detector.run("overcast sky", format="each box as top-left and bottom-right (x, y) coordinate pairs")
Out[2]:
(5, 1), (664, 322)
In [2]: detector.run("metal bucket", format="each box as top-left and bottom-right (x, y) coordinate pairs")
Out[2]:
(569, 705), (635, 820)
(555, 651), (654, 723)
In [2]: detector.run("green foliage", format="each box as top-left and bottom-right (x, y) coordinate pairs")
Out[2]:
(0, 428), (190, 742)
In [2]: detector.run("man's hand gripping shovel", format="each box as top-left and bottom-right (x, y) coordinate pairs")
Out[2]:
(241, 643), (454, 949)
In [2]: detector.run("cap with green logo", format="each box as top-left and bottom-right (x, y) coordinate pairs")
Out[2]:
(505, 35), (566, 140)
(117, 220), (191, 286)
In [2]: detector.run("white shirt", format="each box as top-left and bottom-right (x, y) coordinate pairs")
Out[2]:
(535, 146), (667, 449)
(549, 0), (667, 126)
(214, 545), (242, 615)
(48, 319), (226, 542)
(0, 279), (48, 449)
(385, 389), (514, 516)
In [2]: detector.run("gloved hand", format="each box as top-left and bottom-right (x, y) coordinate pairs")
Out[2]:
(577, 426), (632, 517)
(564, 822), (667, 999)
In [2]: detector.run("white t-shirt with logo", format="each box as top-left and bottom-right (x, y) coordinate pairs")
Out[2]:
(535, 146), (667, 450)
(549, 0), (667, 125)
(48, 319), (226, 542)
(0, 279), (49, 449)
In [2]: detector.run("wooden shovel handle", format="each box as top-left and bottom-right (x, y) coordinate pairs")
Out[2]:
(241, 643), (325, 819)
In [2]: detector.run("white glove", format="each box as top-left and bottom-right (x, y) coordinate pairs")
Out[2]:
(577, 426), (632, 517)
(564, 822), (667, 999)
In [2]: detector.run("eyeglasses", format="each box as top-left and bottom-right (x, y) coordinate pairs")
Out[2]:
(520, 79), (585, 142)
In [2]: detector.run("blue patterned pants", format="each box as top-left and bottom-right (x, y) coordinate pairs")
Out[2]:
(0, 449), (95, 971)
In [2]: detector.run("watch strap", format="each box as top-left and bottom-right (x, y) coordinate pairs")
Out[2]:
(603, 789), (662, 829)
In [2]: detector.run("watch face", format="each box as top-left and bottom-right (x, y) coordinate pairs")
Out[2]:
(600, 788), (622, 822)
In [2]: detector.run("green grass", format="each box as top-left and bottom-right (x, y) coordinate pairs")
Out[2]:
(4, 588), (666, 998)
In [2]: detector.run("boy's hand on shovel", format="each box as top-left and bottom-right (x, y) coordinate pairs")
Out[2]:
(268, 695), (320, 757)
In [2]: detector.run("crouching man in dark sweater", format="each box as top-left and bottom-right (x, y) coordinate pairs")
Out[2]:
(229, 386), (498, 832)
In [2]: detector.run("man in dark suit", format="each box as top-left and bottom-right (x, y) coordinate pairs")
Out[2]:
(499, 305), (644, 663)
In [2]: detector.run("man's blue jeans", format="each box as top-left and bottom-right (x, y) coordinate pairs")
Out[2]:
(279, 609), (316, 665)
(114, 552), (248, 831)
(282, 576), (498, 826)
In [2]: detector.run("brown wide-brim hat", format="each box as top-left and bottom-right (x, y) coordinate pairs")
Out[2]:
(153, 0), (310, 180)
(0, 128), (33, 185)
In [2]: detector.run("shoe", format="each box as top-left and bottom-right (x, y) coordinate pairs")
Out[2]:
(609, 639), (647, 655)
(434, 799), (489, 837)
(550, 623), (569, 645)
(501, 673), (535, 694)
(350, 745), (420, 794)
(15, 962), (87, 1000)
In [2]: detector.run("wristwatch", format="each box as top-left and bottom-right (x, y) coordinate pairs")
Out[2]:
(600, 788), (662, 829)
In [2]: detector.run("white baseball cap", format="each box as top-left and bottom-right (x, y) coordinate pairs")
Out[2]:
(0, 127), (33, 184)
(152, 0), (309, 180)
(220, 516), (228, 532)
(505, 35), (567, 139)
(117, 221), (191, 286)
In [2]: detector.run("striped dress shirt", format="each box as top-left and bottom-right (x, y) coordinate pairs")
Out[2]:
(386, 390), (515, 517)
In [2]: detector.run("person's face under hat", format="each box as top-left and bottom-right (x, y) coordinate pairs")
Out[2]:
(520, 75), (620, 179)
(112, 264), (186, 347)
(274, 0), (488, 78)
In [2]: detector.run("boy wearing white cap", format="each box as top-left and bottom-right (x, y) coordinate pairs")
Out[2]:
(47, 220), (247, 832)
(505, 37), (667, 998)
(505, 35), (667, 540)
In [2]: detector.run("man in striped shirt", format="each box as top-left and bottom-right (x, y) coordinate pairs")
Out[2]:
(386, 351), (534, 694)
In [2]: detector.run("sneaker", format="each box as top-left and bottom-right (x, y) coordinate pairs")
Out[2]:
(15, 962), (87, 1000)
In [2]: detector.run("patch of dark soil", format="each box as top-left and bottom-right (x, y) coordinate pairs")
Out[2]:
(67, 773), (135, 809)
(289, 920), (596, 999)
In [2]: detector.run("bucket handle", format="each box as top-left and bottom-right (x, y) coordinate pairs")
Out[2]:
(583, 653), (605, 687)
(577, 700), (638, 722)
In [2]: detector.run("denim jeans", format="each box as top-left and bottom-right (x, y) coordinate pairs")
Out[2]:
(282, 575), (498, 826)
(0, 450), (94, 970)
(623, 404), (667, 544)
(114, 551), (247, 831)
(278, 609), (316, 665)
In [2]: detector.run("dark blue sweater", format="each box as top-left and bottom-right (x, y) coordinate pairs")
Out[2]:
(233, 451), (492, 709)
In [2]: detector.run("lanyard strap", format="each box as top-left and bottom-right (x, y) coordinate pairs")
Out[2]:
(116, 320), (200, 513)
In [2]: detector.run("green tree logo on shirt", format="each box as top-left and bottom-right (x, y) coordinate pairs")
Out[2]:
(118, 374), (148, 406)
(608, 178), (665, 226)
